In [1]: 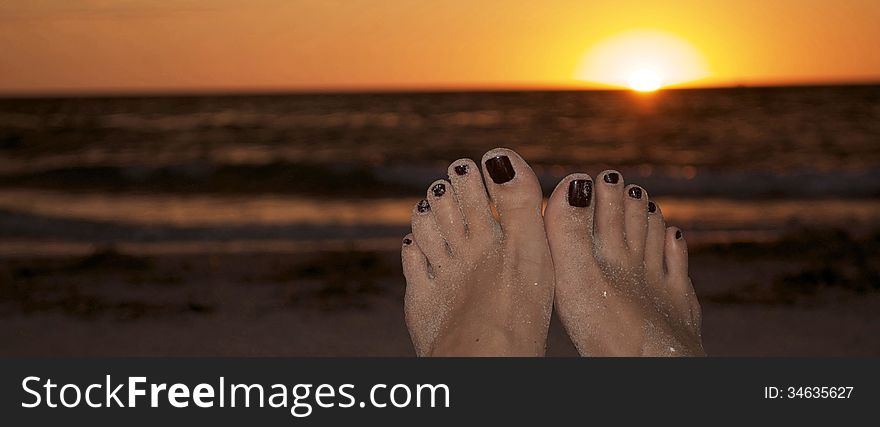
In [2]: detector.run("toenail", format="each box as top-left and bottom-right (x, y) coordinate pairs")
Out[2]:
(567, 179), (592, 207)
(416, 199), (431, 213)
(647, 201), (657, 213)
(402, 238), (412, 246)
(675, 230), (683, 240)
(454, 164), (469, 176)
(628, 186), (643, 199)
(485, 155), (516, 184)
(431, 182), (447, 197)
(603, 172), (619, 184)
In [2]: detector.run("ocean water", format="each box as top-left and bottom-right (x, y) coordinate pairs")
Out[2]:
(1, 85), (879, 253)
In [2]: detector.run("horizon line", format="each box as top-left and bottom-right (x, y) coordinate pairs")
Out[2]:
(2, 79), (879, 99)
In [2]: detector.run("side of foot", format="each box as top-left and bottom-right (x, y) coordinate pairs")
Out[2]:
(402, 148), (555, 356)
(544, 171), (704, 356)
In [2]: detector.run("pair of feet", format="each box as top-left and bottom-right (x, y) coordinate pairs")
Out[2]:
(402, 148), (704, 356)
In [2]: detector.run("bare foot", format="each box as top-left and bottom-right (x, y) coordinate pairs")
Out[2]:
(543, 171), (705, 356)
(402, 148), (554, 356)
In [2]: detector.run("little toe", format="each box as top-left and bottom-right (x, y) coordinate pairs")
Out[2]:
(623, 184), (649, 260)
(401, 234), (436, 356)
(665, 226), (700, 323)
(664, 227), (690, 284)
(447, 158), (496, 238)
(480, 148), (545, 233)
(426, 179), (467, 253)
(401, 234), (431, 287)
(594, 170), (627, 259)
(411, 199), (452, 270)
(644, 200), (667, 280)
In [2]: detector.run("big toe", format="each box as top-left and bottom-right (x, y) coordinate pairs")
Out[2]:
(593, 169), (628, 264)
(480, 148), (545, 237)
(544, 173), (597, 266)
(479, 147), (554, 307)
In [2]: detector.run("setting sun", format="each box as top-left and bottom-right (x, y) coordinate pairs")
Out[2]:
(627, 67), (663, 92)
(576, 30), (709, 90)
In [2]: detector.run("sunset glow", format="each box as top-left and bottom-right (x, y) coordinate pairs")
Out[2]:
(0, 1), (879, 94)
(576, 30), (709, 90)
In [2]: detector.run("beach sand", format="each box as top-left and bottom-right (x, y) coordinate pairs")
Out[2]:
(1, 237), (877, 356)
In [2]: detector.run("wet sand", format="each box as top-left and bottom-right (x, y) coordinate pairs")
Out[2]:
(2, 238), (878, 356)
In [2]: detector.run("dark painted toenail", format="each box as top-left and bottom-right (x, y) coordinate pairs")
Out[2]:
(416, 199), (430, 213)
(647, 201), (657, 213)
(403, 238), (412, 246)
(603, 172), (619, 184)
(454, 164), (469, 176)
(675, 230), (683, 240)
(485, 155), (516, 184)
(628, 186), (643, 199)
(568, 179), (592, 207)
(432, 182), (446, 197)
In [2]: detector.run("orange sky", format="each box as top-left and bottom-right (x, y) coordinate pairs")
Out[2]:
(1, 0), (879, 94)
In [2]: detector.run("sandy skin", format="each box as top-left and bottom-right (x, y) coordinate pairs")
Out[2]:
(403, 148), (704, 356)
(544, 172), (704, 356)
(402, 149), (555, 356)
